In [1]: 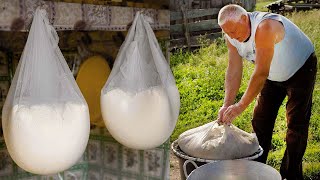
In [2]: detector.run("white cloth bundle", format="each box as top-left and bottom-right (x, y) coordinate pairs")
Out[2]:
(178, 121), (260, 160)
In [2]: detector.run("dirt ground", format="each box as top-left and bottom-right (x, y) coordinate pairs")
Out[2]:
(169, 151), (182, 180)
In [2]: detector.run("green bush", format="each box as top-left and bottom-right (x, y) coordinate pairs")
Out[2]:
(271, 134), (285, 151)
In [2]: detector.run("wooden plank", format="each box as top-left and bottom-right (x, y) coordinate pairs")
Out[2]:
(170, 8), (220, 21)
(170, 32), (223, 49)
(289, 3), (320, 8)
(170, 19), (220, 33)
(181, 5), (191, 50)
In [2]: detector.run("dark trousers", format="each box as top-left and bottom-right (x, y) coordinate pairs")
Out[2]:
(252, 52), (317, 180)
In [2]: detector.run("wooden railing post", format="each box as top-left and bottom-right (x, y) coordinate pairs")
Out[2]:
(181, 5), (191, 51)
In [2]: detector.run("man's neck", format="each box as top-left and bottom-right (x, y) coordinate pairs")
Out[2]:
(244, 16), (251, 43)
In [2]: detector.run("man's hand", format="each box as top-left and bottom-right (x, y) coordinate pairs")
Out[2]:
(220, 103), (246, 125)
(218, 37), (243, 125)
(217, 105), (229, 125)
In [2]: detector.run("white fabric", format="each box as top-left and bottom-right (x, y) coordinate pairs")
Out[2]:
(2, 8), (90, 175)
(178, 121), (260, 160)
(101, 12), (180, 150)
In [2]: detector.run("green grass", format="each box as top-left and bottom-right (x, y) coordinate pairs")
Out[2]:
(170, 10), (320, 179)
(255, 0), (274, 12)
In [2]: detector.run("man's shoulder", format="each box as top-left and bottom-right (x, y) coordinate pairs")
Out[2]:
(250, 11), (268, 18)
(255, 19), (284, 47)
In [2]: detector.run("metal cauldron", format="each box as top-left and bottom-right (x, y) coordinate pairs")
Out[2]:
(171, 140), (264, 180)
(185, 159), (282, 180)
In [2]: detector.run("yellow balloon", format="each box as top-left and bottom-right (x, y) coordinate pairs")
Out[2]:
(76, 56), (111, 127)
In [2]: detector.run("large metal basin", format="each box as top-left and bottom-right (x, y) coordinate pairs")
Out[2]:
(187, 160), (281, 180)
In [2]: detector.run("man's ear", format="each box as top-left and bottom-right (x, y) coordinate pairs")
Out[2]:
(240, 14), (248, 25)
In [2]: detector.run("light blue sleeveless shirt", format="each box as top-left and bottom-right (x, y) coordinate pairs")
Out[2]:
(226, 12), (314, 82)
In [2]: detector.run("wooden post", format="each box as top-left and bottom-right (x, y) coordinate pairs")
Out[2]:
(181, 5), (191, 51)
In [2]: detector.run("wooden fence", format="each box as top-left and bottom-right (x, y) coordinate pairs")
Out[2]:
(170, 0), (256, 50)
(170, 8), (222, 49)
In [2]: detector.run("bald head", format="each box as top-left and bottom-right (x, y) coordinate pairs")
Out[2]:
(218, 4), (247, 26)
(218, 4), (251, 42)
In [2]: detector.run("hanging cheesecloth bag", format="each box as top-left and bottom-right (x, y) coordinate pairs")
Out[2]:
(1, 8), (90, 175)
(100, 12), (180, 150)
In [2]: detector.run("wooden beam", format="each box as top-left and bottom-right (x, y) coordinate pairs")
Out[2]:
(181, 5), (191, 50)
(289, 3), (320, 8)
(170, 8), (220, 21)
(170, 19), (220, 34)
